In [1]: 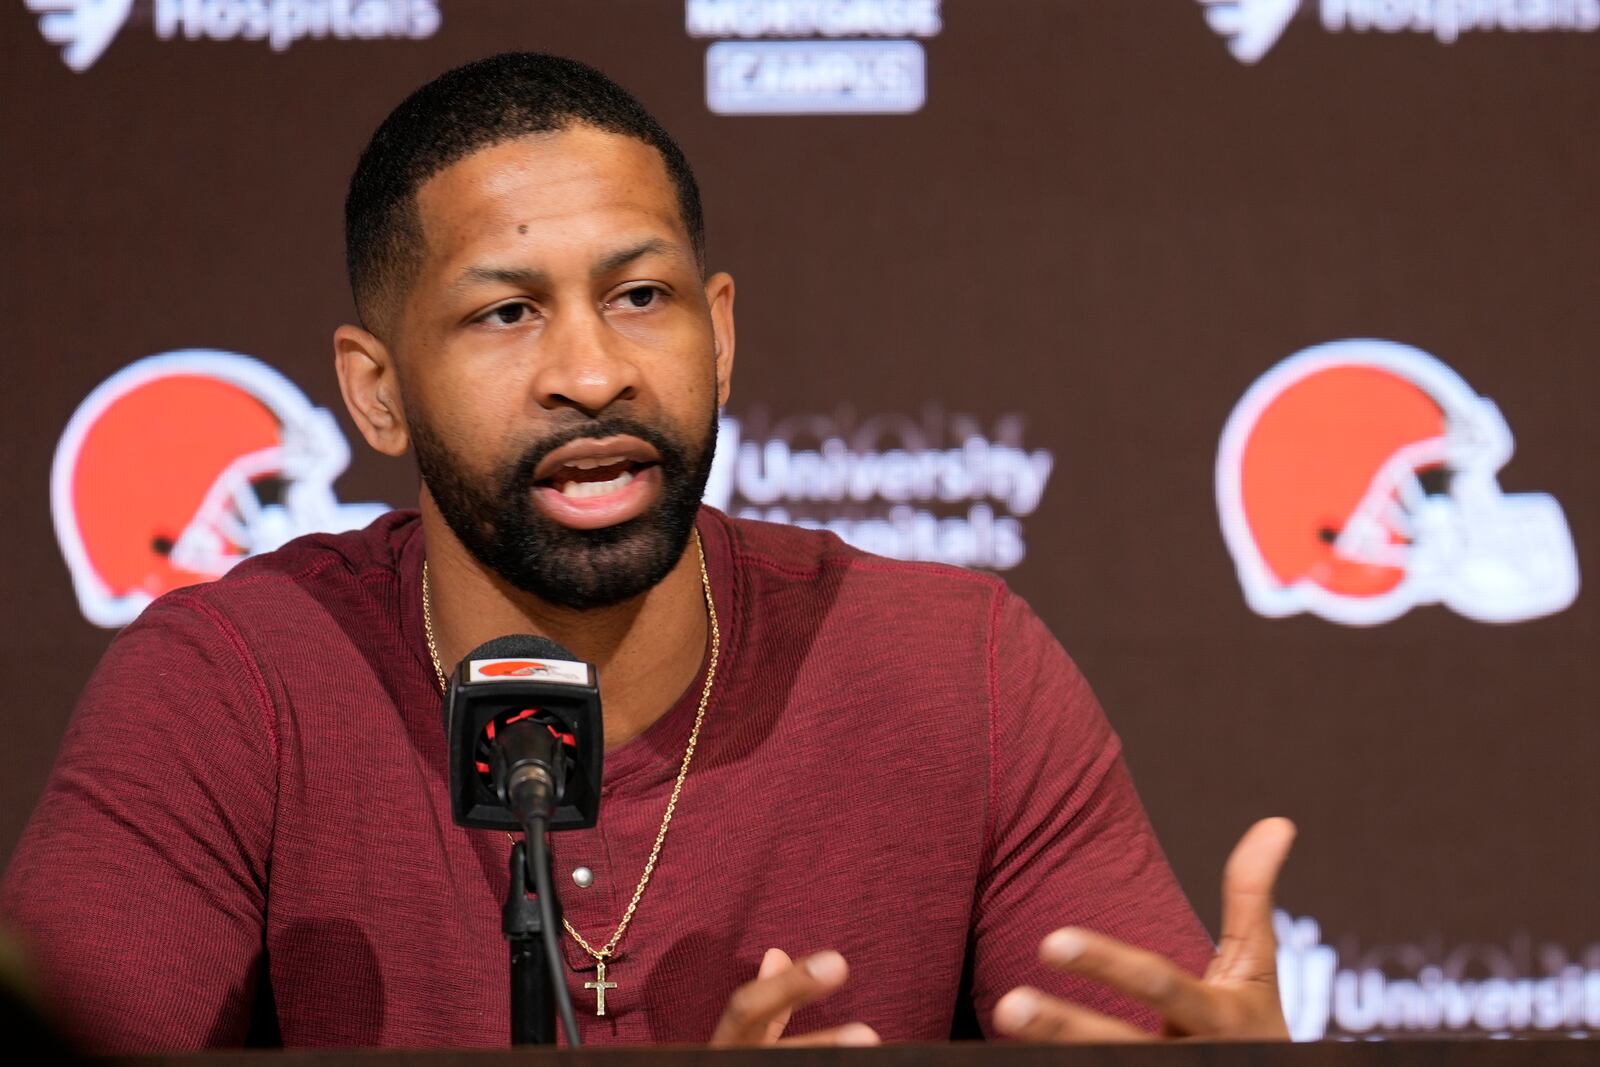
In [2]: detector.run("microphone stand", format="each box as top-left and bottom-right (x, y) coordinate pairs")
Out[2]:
(503, 837), (560, 1045)
(503, 778), (582, 1048)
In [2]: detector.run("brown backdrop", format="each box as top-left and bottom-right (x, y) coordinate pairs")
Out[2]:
(4, 0), (1596, 1040)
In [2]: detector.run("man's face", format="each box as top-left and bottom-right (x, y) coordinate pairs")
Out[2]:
(391, 126), (731, 609)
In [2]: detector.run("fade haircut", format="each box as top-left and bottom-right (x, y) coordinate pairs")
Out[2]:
(344, 52), (705, 334)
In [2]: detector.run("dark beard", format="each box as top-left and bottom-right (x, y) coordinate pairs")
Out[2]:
(412, 408), (717, 610)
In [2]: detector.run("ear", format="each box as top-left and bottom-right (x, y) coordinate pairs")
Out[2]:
(334, 323), (410, 457)
(704, 271), (736, 408)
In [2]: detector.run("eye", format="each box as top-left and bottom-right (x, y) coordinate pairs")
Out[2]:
(610, 285), (666, 311)
(478, 302), (535, 327)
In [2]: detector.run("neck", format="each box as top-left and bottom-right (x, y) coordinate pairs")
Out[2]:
(420, 501), (709, 751)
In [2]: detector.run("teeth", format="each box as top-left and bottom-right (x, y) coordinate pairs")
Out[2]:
(565, 455), (627, 471)
(558, 469), (635, 499)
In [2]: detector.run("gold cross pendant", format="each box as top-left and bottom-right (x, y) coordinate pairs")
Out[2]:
(585, 958), (618, 1016)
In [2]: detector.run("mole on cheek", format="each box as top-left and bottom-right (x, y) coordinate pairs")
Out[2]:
(518, 224), (528, 235)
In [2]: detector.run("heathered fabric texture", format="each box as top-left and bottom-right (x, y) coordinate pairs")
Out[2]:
(3, 508), (1211, 1050)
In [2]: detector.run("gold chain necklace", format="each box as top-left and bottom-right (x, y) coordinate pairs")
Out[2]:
(422, 528), (720, 1016)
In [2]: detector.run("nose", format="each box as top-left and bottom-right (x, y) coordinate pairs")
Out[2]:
(529, 305), (639, 417)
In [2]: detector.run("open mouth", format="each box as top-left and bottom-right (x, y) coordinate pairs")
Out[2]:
(536, 455), (661, 501)
(528, 435), (667, 528)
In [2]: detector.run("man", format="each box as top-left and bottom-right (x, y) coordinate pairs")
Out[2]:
(2, 53), (1293, 1050)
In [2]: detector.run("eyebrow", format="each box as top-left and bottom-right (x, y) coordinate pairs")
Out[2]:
(452, 238), (679, 293)
(596, 238), (674, 275)
(454, 265), (548, 291)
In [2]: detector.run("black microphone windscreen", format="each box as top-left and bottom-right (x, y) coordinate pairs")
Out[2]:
(444, 633), (603, 831)
(459, 634), (579, 669)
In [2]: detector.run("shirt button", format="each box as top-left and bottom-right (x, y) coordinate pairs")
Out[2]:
(572, 866), (594, 888)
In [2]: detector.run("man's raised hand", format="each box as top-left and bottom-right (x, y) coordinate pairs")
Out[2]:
(709, 948), (881, 1047)
(993, 817), (1297, 1042)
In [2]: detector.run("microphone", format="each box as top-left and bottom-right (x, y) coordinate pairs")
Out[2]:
(442, 635), (598, 1047)
(442, 635), (603, 833)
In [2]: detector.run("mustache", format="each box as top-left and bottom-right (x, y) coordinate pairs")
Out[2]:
(502, 414), (690, 493)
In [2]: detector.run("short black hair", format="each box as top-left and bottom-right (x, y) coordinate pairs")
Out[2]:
(344, 52), (705, 334)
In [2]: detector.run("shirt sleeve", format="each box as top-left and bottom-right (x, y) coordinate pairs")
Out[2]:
(967, 589), (1215, 1035)
(0, 590), (278, 1051)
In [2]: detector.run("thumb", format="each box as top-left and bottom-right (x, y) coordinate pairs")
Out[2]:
(1212, 817), (1296, 983)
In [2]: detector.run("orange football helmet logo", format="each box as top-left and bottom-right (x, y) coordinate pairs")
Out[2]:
(1217, 340), (1579, 625)
(52, 350), (389, 627)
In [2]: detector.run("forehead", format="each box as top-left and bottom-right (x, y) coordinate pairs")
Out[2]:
(412, 126), (686, 266)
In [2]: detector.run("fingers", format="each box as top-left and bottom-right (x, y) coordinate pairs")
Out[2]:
(778, 1023), (880, 1047)
(1215, 817), (1297, 982)
(992, 986), (1151, 1043)
(1039, 928), (1227, 1034)
(756, 948), (794, 1042)
(709, 949), (853, 1046)
(1015, 820), (1299, 1042)
(757, 947), (793, 979)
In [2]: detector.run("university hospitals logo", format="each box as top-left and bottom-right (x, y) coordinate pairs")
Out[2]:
(1197, 0), (1600, 63)
(1198, 0), (1298, 63)
(28, 0), (441, 72)
(703, 408), (1053, 570)
(1216, 339), (1579, 626)
(25, 0), (134, 72)
(52, 350), (389, 627)
(1274, 910), (1600, 1039)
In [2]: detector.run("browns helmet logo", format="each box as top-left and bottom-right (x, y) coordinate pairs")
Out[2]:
(1216, 339), (1579, 626)
(478, 661), (552, 677)
(52, 350), (390, 627)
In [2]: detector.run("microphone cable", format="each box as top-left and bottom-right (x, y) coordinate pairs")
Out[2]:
(525, 813), (583, 1048)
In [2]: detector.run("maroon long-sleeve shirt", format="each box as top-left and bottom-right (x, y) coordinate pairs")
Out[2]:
(3, 508), (1211, 1050)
